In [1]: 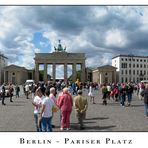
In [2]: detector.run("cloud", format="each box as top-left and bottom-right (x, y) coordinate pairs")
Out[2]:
(105, 28), (128, 48)
(0, 6), (148, 72)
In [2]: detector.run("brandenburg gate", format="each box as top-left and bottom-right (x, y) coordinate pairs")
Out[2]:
(34, 40), (86, 83)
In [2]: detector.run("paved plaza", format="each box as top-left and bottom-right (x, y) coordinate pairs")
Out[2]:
(0, 87), (148, 132)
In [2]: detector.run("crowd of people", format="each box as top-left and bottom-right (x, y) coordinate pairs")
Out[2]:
(1, 79), (148, 131)
(0, 83), (20, 105)
(31, 79), (88, 132)
(29, 80), (148, 132)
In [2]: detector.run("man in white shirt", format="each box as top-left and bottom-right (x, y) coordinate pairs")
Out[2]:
(40, 89), (54, 132)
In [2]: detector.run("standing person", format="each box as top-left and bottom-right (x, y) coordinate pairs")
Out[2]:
(40, 90), (54, 132)
(49, 87), (57, 103)
(101, 84), (108, 105)
(126, 83), (134, 106)
(32, 84), (37, 99)
(49, 87), (58, 128)
(107, 84), (111, 99)
(139, 83), (145, 100)
(15, 84), (20, 98)
(88, 82), (95, 104)
(74, 90), (88, 130)
(75, 79), (81, 92)
(71, 82), (76, 95)
(1, 83), (6, 105)
(32, 88), (44, 132)
(57, 87), (73, 131)
(9, 83), (14, 102)
(25, 84), (30, 99)
(141, 84), (148, 118)
(120, 84), (127, 107)
(114, 86), (119, 101)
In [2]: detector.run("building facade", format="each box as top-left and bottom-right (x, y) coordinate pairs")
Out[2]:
(0, 53), (8, 85)
(112, 55), (148, 83)
(3, 65), (34, 85)
(92, 65), (117, 84)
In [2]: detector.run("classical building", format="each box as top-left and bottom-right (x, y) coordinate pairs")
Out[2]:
(92, 65), (117, 84)
(0, 53), (8, 85)
(34, 40), (86, 83)
(85, 67), (93, 82)
(112, 54), (148, 83)
(3, 65), (34, 85)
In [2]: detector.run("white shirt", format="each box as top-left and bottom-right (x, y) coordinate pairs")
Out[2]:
(25, 85), (29, 91)
(107, 85), (111, 92)
(42, 96), (54, 118)
(88, 86), (95, 96)
(33, 95), (45, 114)
(49, 93), (56, 104)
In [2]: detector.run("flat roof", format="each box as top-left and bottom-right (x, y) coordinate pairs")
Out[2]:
(112, 54), (148, 59)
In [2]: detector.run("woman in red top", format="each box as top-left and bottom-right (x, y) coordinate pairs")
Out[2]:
(57, 87), (73, 131)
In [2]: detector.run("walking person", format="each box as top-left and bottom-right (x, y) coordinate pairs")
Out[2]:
(74, 90), (88, 130)
(57, 87), (73, 131)
(141, 84), (148, 118)
(40, 89), (54, 132)
(1, 83), (6, 105)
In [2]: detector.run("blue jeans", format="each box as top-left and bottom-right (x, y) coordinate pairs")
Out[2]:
(121, 95), (126, 106)
(144, 104), (148, 117)
(41, 117), (52, 132)
(34, 114), (42, 132)
(127, 93), (132, 103)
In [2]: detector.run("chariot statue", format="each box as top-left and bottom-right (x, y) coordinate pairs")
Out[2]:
(54, 40), (66, 52)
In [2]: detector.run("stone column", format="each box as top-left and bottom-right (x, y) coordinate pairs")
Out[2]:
(52, 63), (56, 82)
(64, 63), (67, 83)
(3, 70), (5, 84)
(81, 62), (85, 83)
(44, 63), (47, 82)
(72, 63), (76, 82)
(35, 63), (39, 83)
(100, 72), (102, 84)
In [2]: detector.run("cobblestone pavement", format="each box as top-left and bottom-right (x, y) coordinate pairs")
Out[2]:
(0, 88), (148, 132)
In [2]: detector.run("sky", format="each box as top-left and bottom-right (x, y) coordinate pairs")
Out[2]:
(0, 6), (148, 70)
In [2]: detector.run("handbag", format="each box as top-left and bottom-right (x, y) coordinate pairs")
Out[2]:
(52, 105), (59, 113)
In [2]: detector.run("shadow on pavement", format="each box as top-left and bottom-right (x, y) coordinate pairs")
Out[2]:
(86, 125), (116, 131)
(85, 117), (109, 120)
(131, 104), (144, 107)
(69, 124), (116, 131)
(5, 104), (25, 106)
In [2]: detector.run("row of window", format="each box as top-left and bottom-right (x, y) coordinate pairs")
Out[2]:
(121, 58), (148, 62)
(121, 77), (148, 83)
(121, 70), (147, 75)
(121, 63), (148, 68)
